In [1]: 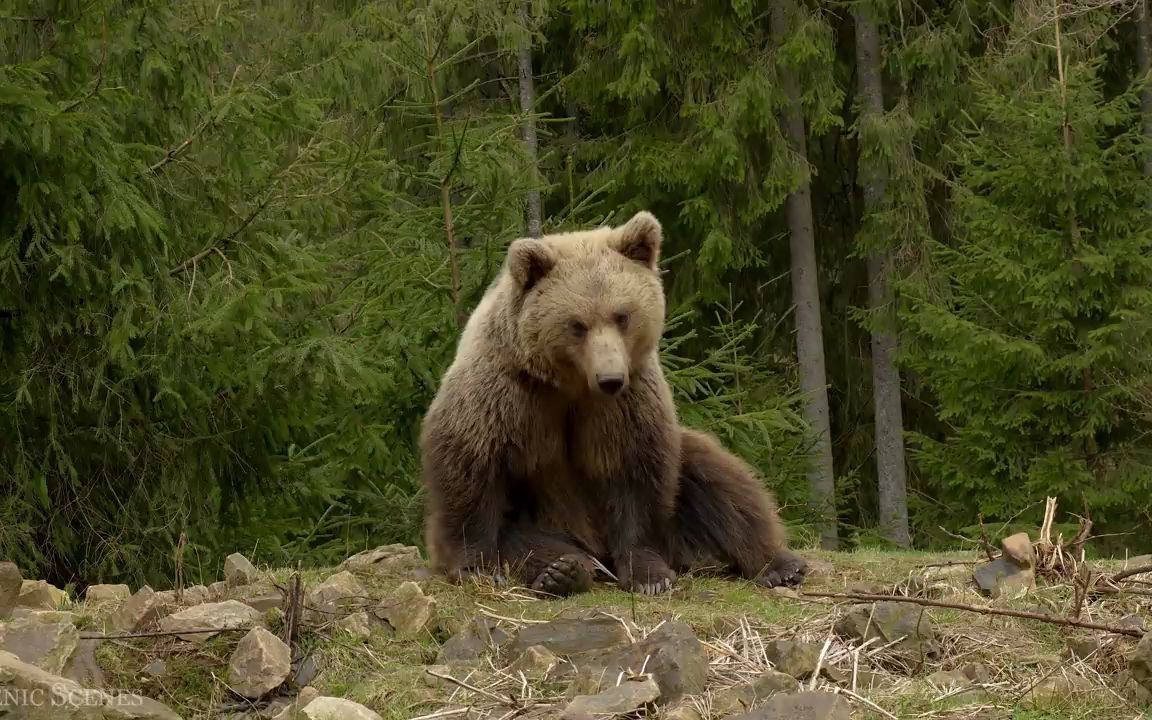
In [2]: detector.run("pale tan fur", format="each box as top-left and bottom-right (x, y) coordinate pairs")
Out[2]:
(420, 211), (805, 593)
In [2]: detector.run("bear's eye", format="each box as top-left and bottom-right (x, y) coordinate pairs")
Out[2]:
(568, 319), (588, 338)
(613, 311), (630, 330)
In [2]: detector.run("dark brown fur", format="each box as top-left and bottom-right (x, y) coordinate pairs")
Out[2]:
(420, 212), (807, 595)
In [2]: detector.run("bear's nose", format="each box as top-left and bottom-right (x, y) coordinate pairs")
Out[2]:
(596, 374), (626, 395)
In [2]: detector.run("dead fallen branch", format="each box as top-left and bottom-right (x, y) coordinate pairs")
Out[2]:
(1111, 563), (1152, 584)
(798, 590), (1145, 638)
(80, 627), (249, 640)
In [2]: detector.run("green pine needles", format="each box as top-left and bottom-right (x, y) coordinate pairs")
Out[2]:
(903, 48), (1152, 539)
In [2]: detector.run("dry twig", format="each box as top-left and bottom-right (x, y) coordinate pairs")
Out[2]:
(80, 627), (249, 640)
(1111, 563), (1152, 584)
(799, 591), (1144, 637)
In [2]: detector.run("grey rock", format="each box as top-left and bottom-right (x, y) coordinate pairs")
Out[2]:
(228, 626), (292, 698)
(436, 616), (509, 664)
(846, 669), (887, 690)
(9, 609), (77, 624)
(1066, 635), (1100, 661)
(85, 584), (131, 606)
(1118, 669), (1152, 704)
(111, 586), (165, 633)
(508, 615), (630, 657)
(561, 676), (660, 719)
(271, 686), (321, 720)
(569, 622), (707, 703)
(1020, 674), (1094, 707)
(142, 659), (167, 677)
(301, 697), (383, 720)
(959, 662), (993, 684)
(764, 639), (822, 679)
(973, 557), (1034, 599)
(374, 581), (435, 638)
(0, 617), (80, 674)
(1118, 615), (1146, 632)
(240, 586), (284, 614)
(834, 602), (939, 669)
(290, 653), (319, 687)
(664, 702), (703, 720)
(63, 638), (105, 687)
(17, 580), (66, 610)
(0, 562), (21, 619)
(337, 612), (374, 642)
(926, 669), (970, 688)
(177, 585), (211, 606)
(509, 645), (560, 679)
(308, 571), (365, 611)
(723, 691), (851, 720)
(224, 553), (261, 587)
(208, 580), (230, 601)
(1000, 532), (1035, 568)
(103, 693), (183, 720)
(339, 545), (423, 575)
(0, 650), (182, 719)
(711, 670), (798, 715)
(1131, 631), (1152, 693)
(158, 600), (263, 642)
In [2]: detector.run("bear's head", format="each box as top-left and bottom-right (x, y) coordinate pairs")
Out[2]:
(503, 211), (665, 398)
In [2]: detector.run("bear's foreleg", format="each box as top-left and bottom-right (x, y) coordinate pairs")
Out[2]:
(498, 524), (596, 596)
(602, 454), (680, 595)
(670, 429), (809, 588)
(421, 431), (507, 583)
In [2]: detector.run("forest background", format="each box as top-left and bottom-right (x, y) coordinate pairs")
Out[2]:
(3, 0), (1152, 588)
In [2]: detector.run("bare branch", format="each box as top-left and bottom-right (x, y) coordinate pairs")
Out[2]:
(799, 590), (1145, 637)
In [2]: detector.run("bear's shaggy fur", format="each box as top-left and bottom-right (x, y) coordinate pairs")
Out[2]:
(420, 211), (807, 595)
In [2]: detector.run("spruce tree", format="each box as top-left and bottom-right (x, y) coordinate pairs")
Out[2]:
(902, 11), (1152, 530)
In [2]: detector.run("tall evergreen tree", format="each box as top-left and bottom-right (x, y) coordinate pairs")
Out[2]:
(1139, 0), (1152, 202)
(853, 4), (910, 547)
(902, 8), (1152, 530)
(770, 0), (838, 549)
(518, 0), (543, 238)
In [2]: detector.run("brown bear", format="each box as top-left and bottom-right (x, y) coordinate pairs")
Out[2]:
(420, 211), (808, 595)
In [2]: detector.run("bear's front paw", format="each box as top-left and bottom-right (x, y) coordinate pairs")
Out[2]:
(754, 550), (809, 589)
(530, 553), (594, 597)
(616, 548), (676, 595)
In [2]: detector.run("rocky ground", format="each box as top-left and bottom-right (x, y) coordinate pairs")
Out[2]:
(0, 538), (1150, 720)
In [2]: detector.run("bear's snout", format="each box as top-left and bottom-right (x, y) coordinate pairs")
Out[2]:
(596, 373), (626, 395)
(584, 327), (630, 396)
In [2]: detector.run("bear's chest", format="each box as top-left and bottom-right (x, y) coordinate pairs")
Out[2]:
(565, 402), (631, 480)
(505, 394), (627, 480)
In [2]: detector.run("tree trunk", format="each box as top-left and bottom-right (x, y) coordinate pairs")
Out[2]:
(1139, 0), (1152, 204)
(769, 2), (838, 550)
(517, 1), (542, 238)
(854, 9), (911, 548)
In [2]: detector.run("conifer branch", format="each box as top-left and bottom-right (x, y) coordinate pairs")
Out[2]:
(148, 116), (213, 174)
(169, 194), (273, 276)
(61, 14), (107, 113)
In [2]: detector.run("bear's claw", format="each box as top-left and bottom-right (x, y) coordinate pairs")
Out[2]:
(617, 550), (677, 595)
(530, 554), (594, 597)
(755, 550), (809, 589)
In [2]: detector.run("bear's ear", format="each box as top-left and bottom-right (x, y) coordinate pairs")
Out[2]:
(507, 238), (556, 292)
(614, 211), (662, 270)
